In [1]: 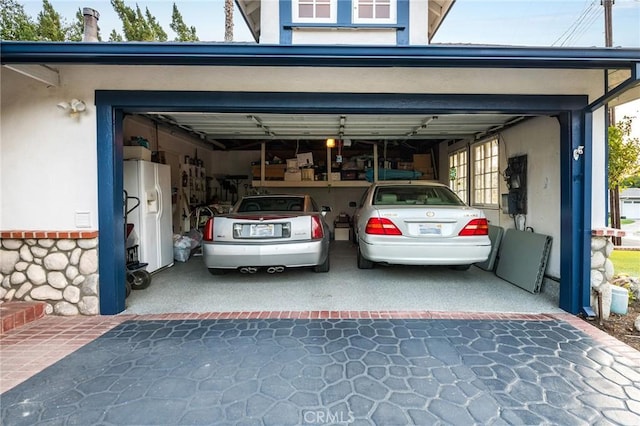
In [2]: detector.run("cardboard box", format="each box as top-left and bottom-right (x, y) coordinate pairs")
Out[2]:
(334, 227), (350, 241)
(284, 170), (302, 181)
(413, 154), (432, 168)
(286, 159), (299, 169)
(397, 161), (414, 170)
(252, 164), (286, 180)
(124, 146), (152, 161)
(329, 172), (341, 181)
(296, 152), (314, 167)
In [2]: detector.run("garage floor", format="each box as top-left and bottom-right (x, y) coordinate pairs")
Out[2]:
(124, 242), (563, 315)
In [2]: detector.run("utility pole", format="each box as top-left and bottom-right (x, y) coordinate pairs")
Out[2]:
(603, 0), (614, 48)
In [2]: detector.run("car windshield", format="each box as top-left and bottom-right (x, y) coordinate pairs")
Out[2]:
(237, 197), (305, 212)
(373, 186), (465, 206)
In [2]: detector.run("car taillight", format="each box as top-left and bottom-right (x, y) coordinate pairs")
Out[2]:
(311, 215), (324, 239)
(203, 218), (214, 241)
(458, 218), (489, 236)
(365, 218), (402, 235)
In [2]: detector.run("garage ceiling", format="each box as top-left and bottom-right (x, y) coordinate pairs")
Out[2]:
(143, 112), (529, 151)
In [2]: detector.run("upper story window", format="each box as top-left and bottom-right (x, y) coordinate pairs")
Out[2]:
(293, 0), (337, 23)
(352, 0), (396, 24)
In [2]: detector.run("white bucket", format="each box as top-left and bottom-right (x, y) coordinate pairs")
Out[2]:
(610, 285), (629, 315)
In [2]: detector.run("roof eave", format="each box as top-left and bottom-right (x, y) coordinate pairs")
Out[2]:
(1, 42), (639, 70)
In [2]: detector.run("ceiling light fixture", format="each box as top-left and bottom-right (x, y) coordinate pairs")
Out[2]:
(326, 138), (336, 148)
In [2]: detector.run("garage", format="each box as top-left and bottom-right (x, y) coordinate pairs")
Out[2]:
(94, 81), (590, 316)
(2, 42), (638, 316)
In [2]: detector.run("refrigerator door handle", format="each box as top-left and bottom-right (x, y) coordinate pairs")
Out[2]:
(146, 190), (159, 213)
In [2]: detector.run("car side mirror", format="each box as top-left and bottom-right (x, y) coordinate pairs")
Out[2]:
(349, 201), (357, 208)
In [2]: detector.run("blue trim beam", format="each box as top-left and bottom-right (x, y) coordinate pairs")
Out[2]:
(95, 90), (589, 314)
(2, 42), (639, 69)
(587, 62), (640, 112)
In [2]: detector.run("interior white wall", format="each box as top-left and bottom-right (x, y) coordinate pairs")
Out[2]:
(442, 117), (561, 278)
(1, 69), (98, 230)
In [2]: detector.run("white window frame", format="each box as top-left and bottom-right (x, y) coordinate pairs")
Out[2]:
(352, 0), (396, 24)
(292, 0), (337, 23)
(471, 138), (500, 208)
(448, 149), (468, 203)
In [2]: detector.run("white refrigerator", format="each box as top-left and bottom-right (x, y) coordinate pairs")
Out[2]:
(124, 160), (174, 273)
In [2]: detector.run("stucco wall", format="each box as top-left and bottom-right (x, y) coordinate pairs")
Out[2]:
(443, 116), (561, 278)
(1, 64), (604, 233)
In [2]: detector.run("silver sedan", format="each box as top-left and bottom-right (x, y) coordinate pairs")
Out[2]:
(202, 194), (331, 275)
(352, 182), (491, 270)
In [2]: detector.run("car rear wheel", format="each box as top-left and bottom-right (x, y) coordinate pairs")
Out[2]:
(450, 264), (471, 271)
(314, 254), (330, 273)
(357, 247), (374, 269)
(208, 268), (226, 276)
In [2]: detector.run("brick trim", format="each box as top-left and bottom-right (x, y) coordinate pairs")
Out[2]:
(591, 227), (626, 237)
(0, 231), (99, 239)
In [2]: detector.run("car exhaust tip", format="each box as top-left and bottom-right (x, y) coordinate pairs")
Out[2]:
(240, 267), (249, 274)
(247, 267), (258, 274)
(266, 267), (276, 274)
(275, 266), (285, 273)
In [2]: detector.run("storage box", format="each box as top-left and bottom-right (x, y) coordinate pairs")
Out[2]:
(284, 170), (302, 181)
(341, 170), (357, 180)
(397, 162), (414, 170)
(296, 152), (314, 167)
(286, 158), (299, 169)
(413, 154), (432, 168)
(334, 227), (350, 241)
(301, 168), (314, 181)
(252, 164), (286, 180)
(124, 146), (152, 161)
(329, 172), (341, 181)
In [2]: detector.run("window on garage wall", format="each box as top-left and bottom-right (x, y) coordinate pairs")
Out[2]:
(352, 0), (396, 24)
(294, 0), (337, 22)
(472, 138), (500, 208)
(448, 149), (468, 203)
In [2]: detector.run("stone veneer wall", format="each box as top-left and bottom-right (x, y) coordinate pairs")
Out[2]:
(590, 228), (626, 320)
(0, 231), (99, 315)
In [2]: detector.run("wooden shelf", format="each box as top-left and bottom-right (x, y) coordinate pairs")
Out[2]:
(252, 180), (371, 188)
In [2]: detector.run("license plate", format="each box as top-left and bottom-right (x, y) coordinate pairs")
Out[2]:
(418, 224), (442, 235)
(250, 224), (275, 237)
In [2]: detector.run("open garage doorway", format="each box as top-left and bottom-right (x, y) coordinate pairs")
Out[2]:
(96, 91), (590, 315)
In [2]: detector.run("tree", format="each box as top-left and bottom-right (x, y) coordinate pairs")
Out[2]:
(109, 29), (123, 42)
(170, 3), (198, 42)
(36, 0), (65, 41)
(0, 0), (37, 40)
(110, 0), (167, 41)
(608, 116), (640, 243)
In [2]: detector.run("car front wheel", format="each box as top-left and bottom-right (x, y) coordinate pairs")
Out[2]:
(357, 247), (374, 269)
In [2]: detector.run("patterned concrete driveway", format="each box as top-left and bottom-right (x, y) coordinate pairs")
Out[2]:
(2, 312), (640, 425)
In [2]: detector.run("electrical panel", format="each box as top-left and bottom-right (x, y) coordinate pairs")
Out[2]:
(504, 155), (527, 215)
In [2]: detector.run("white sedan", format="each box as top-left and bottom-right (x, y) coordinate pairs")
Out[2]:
(352, 182), (491, 270)
(202, 194), (331, 275)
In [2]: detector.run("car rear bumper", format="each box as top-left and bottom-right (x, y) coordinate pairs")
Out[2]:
(359, 239), (491, 265)
(203, 240), (328, 269)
